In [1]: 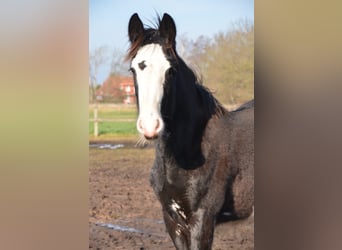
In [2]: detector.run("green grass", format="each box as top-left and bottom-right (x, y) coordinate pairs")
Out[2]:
(89, 121), (137, 136)
(89, 105), (138, 138)
(89, 109), (137, 120)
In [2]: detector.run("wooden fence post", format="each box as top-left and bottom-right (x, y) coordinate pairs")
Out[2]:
(94, 104), (98, 137)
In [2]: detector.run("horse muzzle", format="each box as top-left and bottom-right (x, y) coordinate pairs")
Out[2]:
(137, 116), (164, 139)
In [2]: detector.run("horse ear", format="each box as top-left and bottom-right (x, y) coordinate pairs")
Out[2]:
(159, 13), (176, 47)
(128, 13), (144, 43)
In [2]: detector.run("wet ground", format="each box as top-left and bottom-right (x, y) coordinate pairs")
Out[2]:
(89, 141), (254, 249)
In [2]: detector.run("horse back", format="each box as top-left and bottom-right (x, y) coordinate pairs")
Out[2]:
(224, 100), (254, 171)
(208, 100), (254, 160)
(219, 100), (254, 218)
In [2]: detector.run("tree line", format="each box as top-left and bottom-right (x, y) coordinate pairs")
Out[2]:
(90, 19), (254, 105)
(178, 19), (254, 105)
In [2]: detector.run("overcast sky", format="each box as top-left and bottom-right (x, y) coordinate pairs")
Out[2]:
(89, 0), (254, 83)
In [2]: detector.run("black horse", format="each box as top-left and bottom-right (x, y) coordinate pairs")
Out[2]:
(127, 13), (254, 250)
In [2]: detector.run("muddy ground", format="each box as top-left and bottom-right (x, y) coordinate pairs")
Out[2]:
(89, 141), (254, 249)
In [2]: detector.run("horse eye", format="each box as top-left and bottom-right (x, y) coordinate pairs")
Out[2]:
(138, 61), (146, 70)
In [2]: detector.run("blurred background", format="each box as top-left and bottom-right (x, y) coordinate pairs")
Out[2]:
(89, 0), (254, 139)
(89, 0), (254, 105)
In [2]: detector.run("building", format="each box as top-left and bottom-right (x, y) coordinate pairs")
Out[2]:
(96, 75), (136, 104)
(119, 80), (135, 104)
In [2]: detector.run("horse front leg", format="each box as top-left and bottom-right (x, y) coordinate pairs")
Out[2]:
(163, 209), (191, 250)
(163, 208), (216, 250)
(189, 208), (216, 250)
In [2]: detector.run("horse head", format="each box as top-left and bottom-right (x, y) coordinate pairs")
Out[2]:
(127, 13), (177, 139)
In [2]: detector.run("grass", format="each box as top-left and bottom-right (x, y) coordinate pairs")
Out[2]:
(89, 109), (137, 120)
(89, 121), (137, 136)
(89, 104), (138, 139)
(88, 103), (239, 140)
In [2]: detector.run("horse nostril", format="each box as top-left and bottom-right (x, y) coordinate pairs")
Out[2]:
(137, 118), (144, 132)
(155, 118), (164, 133)
(155, 119), (160, 129)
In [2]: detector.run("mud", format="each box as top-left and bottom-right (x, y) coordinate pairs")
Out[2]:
(89, 141), (254, 249)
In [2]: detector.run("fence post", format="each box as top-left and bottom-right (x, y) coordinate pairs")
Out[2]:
(94, 104), (98, 137)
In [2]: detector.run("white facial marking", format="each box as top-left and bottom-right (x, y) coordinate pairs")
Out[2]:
(131, 44), (170, 138)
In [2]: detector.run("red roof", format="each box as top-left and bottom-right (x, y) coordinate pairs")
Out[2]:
(96, 75), (136, 103)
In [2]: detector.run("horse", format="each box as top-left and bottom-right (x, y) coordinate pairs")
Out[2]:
(126, 13), (254, 250)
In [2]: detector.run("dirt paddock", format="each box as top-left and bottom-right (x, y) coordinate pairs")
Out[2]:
(89, 141), (254, 249)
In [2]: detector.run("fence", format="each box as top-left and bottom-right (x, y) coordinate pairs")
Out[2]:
(89, 103), (136, 137)
(89, 103), (241, 137)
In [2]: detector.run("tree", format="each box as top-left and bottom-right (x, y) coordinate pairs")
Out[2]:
(89, 46), (109, 103)
(110, 48), (130, 76)
(203, 19), (254, 104)
(177, 34), (211, 77)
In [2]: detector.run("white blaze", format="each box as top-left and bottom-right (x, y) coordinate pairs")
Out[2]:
(131, 44), (170, 137)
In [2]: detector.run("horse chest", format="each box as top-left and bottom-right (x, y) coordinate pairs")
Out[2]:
(158, 163), (209, 214)
(151, 143), (212, 219)
(162, 177), (193, 222)
(161, 165), (189, 199)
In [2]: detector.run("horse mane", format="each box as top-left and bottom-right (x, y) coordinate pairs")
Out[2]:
(161, 54), (226, 169)
(173, 55), (226, 118)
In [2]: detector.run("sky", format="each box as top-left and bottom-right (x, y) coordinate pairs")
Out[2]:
(89, 0), (254, 84)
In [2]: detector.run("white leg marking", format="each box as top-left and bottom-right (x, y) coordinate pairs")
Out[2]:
(170, 199), (187, 220)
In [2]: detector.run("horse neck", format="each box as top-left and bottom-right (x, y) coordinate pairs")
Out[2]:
(176, 58), (222, 126)
(160, 58), (224, 169)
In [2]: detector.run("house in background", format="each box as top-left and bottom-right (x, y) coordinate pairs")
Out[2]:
(96, 75), (136, 104)
(119, 80), (135, 104)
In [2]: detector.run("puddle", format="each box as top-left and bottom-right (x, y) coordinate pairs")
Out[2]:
(95, 222), (144, 234)
(94, 219), (166, 238)
(89, 144), (124, 150)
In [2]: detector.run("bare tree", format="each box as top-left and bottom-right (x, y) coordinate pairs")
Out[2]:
(202, 19), (254, 104)
(176, 20), (254, 105)
(177, 34), (211, 80)
(110, 48), (130, 76)
(89, 46), (109, 103)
